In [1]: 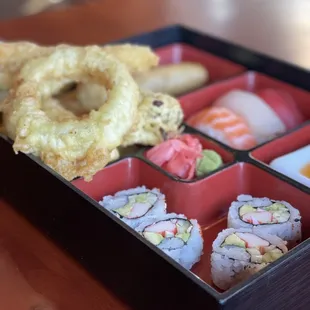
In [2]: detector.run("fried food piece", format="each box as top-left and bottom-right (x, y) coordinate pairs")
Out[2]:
(42, 97), (77, 122)
(0, 42), (54, 90)
(54, 90), (88, 116)
(75, 83), (108, 113)
(134, 62), (209, 96)
(75, 83), (184, 146)
(2, 45), (140, 182)
(0, 41), (159, 91)
(102, 44), (159, 74)
(122, 91), (184, 146)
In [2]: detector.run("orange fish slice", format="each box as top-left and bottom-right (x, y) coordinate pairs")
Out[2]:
(187, 107), (257, 150)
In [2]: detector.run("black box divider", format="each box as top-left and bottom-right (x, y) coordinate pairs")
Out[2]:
(1, 24), (310, 309)
(0, 137), (219, 310)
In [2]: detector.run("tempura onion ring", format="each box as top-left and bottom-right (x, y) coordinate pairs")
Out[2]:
(74, 83), (184, 146)
(2, 45), (140, 181)
(0, 41), (159, 91)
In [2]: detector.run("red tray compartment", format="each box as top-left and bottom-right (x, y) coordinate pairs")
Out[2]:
(251, 124), (310, 188)
(72, 160), (310, 292)
(179, 71), (310, 123)
(155, 43), (246, 85)
(251, 125), (310, 164)
(142, 133), (235, 181)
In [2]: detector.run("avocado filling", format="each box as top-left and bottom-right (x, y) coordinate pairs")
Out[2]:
(221, 232), (284, 264)
(113, 192), (158, 219)
(239, 202), (290, 225)
(142, 218), (193, 247)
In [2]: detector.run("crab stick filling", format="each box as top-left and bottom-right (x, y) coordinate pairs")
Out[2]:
(221, 232), (284, 264)
(239, 202), (290, 225)
(113, 192), (158, 219)
(142, 218), (193, 248)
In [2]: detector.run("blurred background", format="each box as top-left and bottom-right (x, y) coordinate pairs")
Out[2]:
(0, 0), (309, 68)
(0, 0), (87, 19)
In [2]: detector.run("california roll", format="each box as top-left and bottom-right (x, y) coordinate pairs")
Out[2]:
(211, 228), (288, 290)
(227, 195), (302, 246)
(135, 213), (204, 269)
(99, 186), (167, 229)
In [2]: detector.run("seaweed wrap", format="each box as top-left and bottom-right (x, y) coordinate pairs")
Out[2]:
(211, 228), (288, 290)
(99, 186), (167, 229)
(227, 195), (301, 246)
(135, 213), (204, 270)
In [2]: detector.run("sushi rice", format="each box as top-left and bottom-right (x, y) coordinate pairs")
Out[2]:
(99, 186), (167, 229)
(135, 213), (204, 270)
(227, 195), (302, 246)
(211, 228), (288, 290)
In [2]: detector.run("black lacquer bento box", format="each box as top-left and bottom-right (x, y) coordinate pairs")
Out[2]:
(1, 25), (310, 310)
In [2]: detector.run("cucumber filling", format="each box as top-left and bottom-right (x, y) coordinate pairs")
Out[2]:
(113, 192), (158, 219)
(221, 232), (284, 264)
(142, 219), (193, 247)
(239, 202), (290, 225)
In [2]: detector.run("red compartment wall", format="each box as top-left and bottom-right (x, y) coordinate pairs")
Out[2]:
(72, 160), (310, 291)
(251, 124), (310, 164)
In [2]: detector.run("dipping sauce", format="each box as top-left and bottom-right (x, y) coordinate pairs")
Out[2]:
(270, 145), (310, 188)
(300, 163), (310, 179)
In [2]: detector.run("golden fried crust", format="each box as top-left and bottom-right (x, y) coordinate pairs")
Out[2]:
(2, 45), (140, 181)
(74, 84), (184, 147)
(41, 144), (111, 182)
(75, 83), (107, 112)
(102, 44), (159, 73)
(0, 42), (54, 90)
(121, 91), (184, 147)
(0, 42), (159, 91)
(41, 98), (77, 122)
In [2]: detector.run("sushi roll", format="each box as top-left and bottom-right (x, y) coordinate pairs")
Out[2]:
(227, 195), (302, 246)
(99, 186), (167, 229)
(211, 228), (288, 290)
(135, 213), (204, 269)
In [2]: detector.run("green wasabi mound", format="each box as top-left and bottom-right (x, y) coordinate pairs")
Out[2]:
(195, 149), (223, 177)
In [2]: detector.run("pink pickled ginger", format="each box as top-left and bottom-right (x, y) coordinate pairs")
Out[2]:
(146, 134), (203, 179)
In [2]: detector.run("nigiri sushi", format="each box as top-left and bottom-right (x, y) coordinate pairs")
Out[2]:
(256, 88), (304, 131)
(213, 90), (286, 143)
(187, 106), (257, 150)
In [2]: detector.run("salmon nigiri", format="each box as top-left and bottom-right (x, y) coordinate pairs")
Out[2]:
(187, 106), (257, 150)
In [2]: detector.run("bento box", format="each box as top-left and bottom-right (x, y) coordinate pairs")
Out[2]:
(1, 25), (310, 310)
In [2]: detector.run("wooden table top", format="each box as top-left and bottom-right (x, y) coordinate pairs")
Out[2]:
(0, 1), (309, 309)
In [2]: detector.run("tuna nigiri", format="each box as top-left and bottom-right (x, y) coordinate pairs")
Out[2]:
(256, 88), (304, 131)
(187, 106), (257, 150)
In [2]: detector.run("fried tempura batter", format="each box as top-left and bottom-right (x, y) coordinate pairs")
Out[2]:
(0, 41), (159, 91)
(1, 41), (184, 181)
(74, 83), (184, 146)
(2, 46), (140, 181)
